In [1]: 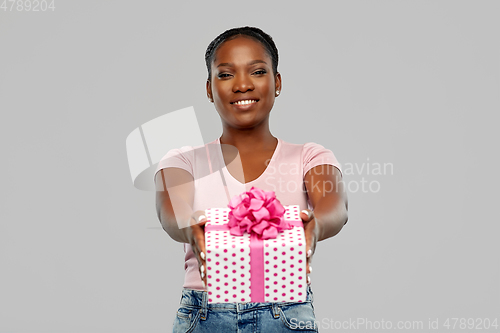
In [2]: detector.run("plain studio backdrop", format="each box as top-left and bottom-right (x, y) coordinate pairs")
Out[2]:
(1, 1), (498, 332)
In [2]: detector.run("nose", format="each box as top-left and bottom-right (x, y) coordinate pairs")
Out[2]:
(232, 73), (254, 93)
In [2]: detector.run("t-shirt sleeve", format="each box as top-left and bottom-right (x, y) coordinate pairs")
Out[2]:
(302, 142), (343, 178)
(153, 146), (194, 183)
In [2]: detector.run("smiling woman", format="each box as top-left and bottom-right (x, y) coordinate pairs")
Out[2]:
(206, 34), (281, 132)
(154, 26), (348, 333)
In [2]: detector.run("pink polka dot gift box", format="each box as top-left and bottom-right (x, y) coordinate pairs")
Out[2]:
(204, 186), (307, 304)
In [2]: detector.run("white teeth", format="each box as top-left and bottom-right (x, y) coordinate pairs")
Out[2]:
(233, 99), (257, 105)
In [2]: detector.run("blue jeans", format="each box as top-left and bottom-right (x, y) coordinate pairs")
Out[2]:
(172, 284), (318, 332)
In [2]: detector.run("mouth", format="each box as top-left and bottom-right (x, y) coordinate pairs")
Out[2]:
(230, 99), (259, 105)
(230, 99), (259, 111)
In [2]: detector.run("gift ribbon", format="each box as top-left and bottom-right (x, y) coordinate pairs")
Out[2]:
(205, 219), (303, 302)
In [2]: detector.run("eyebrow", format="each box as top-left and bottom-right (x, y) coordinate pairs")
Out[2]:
(216, 59), (268, 68)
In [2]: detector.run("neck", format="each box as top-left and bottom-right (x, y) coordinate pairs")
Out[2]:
(219, 131), (277, 153)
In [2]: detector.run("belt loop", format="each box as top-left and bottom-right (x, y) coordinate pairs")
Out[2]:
(272, 303), (281, 319)
(309, 285), (314, 303)
(200, 291), (208, 320)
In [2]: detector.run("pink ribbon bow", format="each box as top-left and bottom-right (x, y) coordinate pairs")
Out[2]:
(227, 186), (292, 240)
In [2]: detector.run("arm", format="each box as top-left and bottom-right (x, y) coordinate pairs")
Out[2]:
(155, 167), (208, 286)
(303, 164), (348, 242)
(155, 167), (195, 243)
(155, 168), (205, 243)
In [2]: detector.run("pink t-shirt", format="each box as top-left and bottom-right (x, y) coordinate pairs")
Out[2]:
(153, 137), (342, 290)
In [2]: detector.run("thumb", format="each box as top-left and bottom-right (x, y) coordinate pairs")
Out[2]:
(191, 210), (208, 227)
(300, 209), (314, 222)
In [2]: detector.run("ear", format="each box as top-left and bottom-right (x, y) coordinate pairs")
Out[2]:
(206, 79), (213, 102)
(275, 72), (282, 94)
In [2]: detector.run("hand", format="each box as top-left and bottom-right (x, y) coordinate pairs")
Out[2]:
(187, 210), (208, 288)
(300, 209), (318, 285)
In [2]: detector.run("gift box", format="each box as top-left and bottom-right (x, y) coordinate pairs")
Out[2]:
(204, 187), (307, 304)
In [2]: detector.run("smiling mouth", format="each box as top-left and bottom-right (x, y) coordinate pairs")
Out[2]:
(230, 99), (259, 105)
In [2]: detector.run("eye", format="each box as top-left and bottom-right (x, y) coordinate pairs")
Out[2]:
(217, 73), (232, 79)
(253, 69), (267, 75)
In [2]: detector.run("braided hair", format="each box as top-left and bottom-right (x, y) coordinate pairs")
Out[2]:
(205, 26), (279, 81)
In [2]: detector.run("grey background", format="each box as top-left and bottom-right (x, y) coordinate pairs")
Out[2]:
(1, 1), (499, 332)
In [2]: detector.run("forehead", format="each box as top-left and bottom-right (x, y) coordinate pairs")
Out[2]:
(213, 36), (270, 66)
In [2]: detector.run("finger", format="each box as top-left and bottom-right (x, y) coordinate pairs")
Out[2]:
(300, 209), (315, 263)
(306, 251), (313, 273)
(199, 242), (207, 288)
(193, 233), (207, 287)
(305, 245), (314, 274)
(190, 210), (207, 256)
(190, 217), (207, 287)
(202, 265), (207, 287)
(305, 241), (312, 285)
(302, 218), (315, 277)
(191, 225), (206, 261)
(198, 232), (206, 265)
(200, 263), (207, 287)
(301, 210), (316, 286)
(306, 255), (313, 275)
(303, 220), (315, 260)
(192, 245), (206, 287)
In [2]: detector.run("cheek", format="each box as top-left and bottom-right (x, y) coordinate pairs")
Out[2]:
(213, 83), (230, 99)
(260, 81), (275, 100)
(264, 79), (276, 93)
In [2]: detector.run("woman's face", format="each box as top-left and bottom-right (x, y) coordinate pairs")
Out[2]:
(206, 36), (281, 130)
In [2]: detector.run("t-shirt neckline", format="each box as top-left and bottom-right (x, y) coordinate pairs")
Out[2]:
(216, 137), (281, 185)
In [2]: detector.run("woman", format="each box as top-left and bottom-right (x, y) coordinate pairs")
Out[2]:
(155, 26), (348, 333)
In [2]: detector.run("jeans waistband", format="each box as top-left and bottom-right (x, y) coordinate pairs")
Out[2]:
(179, 284), (314, 320)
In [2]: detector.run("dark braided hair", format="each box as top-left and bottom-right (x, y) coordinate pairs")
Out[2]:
(205, 26), (279, 81)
